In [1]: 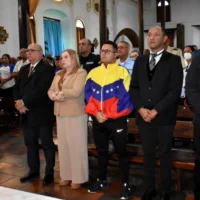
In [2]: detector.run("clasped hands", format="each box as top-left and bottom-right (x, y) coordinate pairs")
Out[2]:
(138, 108), (158, 122)
(50, 91), (65, 102)
(15, 100), (28, 114)
(95, 111), (107, 123)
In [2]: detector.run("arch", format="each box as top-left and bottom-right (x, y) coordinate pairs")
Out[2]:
(44, 9), (68, 19)
(43, 9), (70, 54)
(114, 28), (139, 47)
(75, 18), (86, 51)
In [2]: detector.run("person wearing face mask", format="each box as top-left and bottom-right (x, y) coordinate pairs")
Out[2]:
(180, 45), (195, 102)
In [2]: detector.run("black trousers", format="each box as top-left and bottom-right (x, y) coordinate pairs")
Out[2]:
(0, 87), (13, 98)
(92, 117), (129, 183)
(139, 123), (174, 194)
(22, 125), (55, 175)
(193, 124), (200, 199)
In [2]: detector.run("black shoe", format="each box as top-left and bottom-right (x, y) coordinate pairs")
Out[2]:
(142, 189), (156, 200)
(160, 193), (170, 200)
(20, 172), (40, 183)
(120, 183), (132, 199)
(88, 178), (108, 193)
(43, 174), (54, 185)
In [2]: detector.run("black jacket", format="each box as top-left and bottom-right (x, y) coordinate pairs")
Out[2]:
(186, 55), (200, 124)
(13, 60), (54, 127)
(130, 50), (183, 125)
(79, 53), (100, 73)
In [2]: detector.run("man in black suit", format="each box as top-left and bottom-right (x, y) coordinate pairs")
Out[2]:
(13, 43), (55, 185)
(130, 26), (183, 200)
(186, 55), (200, 200)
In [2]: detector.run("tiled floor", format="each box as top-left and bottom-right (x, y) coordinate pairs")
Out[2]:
(0, 128), (194, 200)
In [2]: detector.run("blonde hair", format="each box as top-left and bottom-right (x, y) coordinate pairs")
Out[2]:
(61, 49), (80, 72)
(57, 49), (80, 90)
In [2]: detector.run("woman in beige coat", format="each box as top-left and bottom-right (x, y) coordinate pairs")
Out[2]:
(48, 49), (88, 189)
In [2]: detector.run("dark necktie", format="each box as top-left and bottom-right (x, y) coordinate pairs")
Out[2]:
(149, 53), (157, 71)
(28, 65), (34, 76)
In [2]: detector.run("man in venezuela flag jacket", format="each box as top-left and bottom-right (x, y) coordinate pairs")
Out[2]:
(85, 41), (133, 200)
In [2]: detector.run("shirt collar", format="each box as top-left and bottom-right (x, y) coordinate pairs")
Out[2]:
(22, 59), (29, 64)
(118, 57), (133, 65)
(150, 49), (164, 55)
(30, 61), (40, 68)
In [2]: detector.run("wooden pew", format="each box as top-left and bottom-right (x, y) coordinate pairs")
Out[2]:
(177, 105), (193, 120)
(88, 114), (195, 192)
(127, 118), (194, 139)
(0, 97), (18, 130)
(88, 144), (194, 192)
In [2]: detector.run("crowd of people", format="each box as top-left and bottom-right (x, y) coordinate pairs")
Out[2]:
(1, 25), (200, 200)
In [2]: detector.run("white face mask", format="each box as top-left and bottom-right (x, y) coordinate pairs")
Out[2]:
(184, 52), (192, 60)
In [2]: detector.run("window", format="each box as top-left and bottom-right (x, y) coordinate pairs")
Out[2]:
(157, 0), (169, 6)
(76, 19), (85, 51)
(43, 18), (64, 57)
(157, 0), (171, 22)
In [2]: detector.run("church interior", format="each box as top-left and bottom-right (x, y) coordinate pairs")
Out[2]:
(0, 0), (200, 199)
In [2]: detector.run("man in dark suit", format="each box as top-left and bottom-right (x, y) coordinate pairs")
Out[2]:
(13, 43), (55, 185)
(186, 55), (200, 200)
(130, 26), (183, 200)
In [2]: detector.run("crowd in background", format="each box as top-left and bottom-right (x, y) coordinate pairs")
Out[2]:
(1, 26), (200, 200)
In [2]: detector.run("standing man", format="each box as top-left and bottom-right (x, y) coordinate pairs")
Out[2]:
(13, 48), (29, 74)
(186, 55), (200, 200)
(13, 43), (55, 185)
(79, 38), (100, 73)
(117, 41), (135, 75)
(130, 26), (183, 200)
(85, 41), (133, 199)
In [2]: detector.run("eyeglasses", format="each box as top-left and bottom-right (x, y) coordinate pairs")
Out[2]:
(100, 49), (116, 54)
(118, 46), (128, 50)
(26, 49), (41, 53)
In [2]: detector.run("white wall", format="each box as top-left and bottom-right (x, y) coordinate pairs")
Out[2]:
(0, 0), (19, 57)
(35, 0), (101, 53)
(35, 0), (140, 54)
(35, 0), (73, 53)
(114, 0), (139, 43)
(71, 0), (100, 53)
(2, 0), (200, 58)
(0, 0), (140, 57)
(171, 0), (200, 47)
(143, 0), (200, 48)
